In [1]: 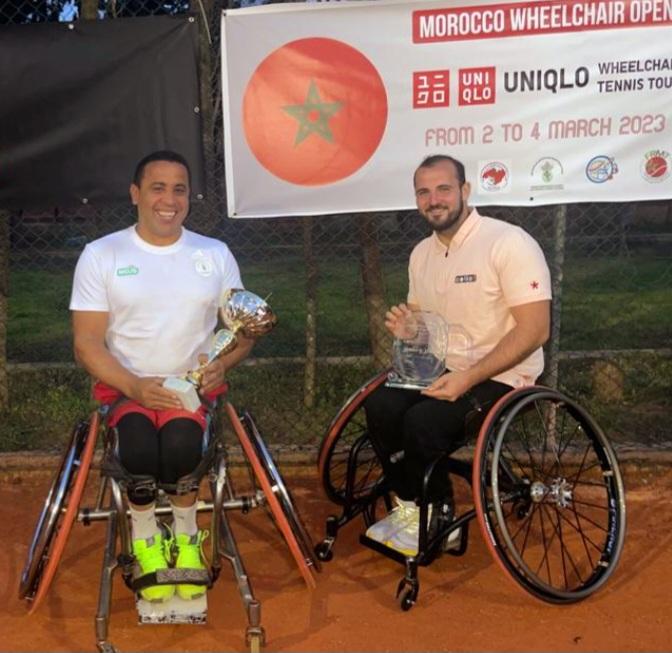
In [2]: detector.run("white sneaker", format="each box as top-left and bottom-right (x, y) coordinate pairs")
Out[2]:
(385, 502), (462, 556)
(383, 503), (428, 556)
(365, 498), (418, 544)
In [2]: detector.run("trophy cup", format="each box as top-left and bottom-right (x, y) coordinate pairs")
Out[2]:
(385, 310), (472, 391)
(219, 288), (278, 337)
(163, 289), (277, 411)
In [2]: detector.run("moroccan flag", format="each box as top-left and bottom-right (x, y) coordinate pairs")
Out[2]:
(242, 37), (388, 186)
(0, 15), (204, 209)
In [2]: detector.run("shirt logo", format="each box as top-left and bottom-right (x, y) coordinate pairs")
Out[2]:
(455, 274), (477, 284)
(192, 249), (214, 277)
(116, 265), (139, 277)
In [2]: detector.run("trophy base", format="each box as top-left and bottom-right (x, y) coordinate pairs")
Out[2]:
(384, 372), (430, 392)
(162, 377), (202, 412)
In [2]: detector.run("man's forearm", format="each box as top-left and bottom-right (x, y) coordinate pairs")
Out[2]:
(74, 338), (140, 398)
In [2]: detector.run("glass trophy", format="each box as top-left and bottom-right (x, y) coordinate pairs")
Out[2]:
(385, 310), (472, 391)
(163, 289), (277, 411)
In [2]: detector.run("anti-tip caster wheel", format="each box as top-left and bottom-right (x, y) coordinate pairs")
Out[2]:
(246, 627), (266, 653)
(400, 589), (416, 612)
(315, 540), (334, 562)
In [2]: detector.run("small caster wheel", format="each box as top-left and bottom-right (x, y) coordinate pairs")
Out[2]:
(400, 589), (415, 612)
(97, 643), (119, 653)
(249, 634), (262, 653)
(315, 540), (334, 562)
(246, 628), (265, 653)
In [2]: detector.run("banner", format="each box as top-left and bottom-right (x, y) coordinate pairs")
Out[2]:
(221, 0), (672, 217)
(0, 15), (204, 209)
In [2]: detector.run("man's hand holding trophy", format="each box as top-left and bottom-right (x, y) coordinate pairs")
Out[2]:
(163, 289), (277, 411)
(385, 308), (471, 392)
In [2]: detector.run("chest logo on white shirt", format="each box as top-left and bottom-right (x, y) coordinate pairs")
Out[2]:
(116, 265), (139, 277)
(192, 250), (214, 277)
(455, 274), (477, 284)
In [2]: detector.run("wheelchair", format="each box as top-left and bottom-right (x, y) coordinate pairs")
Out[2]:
(315, 370), (627, 611)
(18, 397), (320, 652)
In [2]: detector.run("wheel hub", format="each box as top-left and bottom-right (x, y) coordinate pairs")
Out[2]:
(529, 478), (573, 508)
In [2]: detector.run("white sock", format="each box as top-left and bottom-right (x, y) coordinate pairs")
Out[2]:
(129, 503), (160, 542)
(171, 502), (198, 537)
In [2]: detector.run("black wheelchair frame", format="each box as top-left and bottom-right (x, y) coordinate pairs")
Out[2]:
(19, 400), (320, 653)
(316, 370), (627, 610)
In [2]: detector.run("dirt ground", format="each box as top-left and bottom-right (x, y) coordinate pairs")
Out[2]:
(1, 463), (671, 653)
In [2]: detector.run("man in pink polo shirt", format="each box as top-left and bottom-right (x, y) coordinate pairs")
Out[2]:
(364, 154), (551, 556)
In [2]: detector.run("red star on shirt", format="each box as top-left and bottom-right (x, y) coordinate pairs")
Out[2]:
(530, 280), (539, 289)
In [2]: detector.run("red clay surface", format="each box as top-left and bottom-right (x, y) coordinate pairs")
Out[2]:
(2, 465), (671, 652)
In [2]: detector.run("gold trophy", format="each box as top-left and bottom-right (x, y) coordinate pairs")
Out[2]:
(163, 289), (277, 411)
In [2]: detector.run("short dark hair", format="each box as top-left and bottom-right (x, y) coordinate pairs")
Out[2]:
(132, 150), (191, 187)
(414, 154), (466, 187)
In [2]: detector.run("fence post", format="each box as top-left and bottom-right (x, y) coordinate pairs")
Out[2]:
(358, 213), (391, 368)
(0, 210), (9, 410)
(545, 203), (567, 390)
(303, 216), (318, 408)
(80, 0), (97, 20)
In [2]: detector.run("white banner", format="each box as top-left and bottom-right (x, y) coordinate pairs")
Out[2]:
(221, 0), (672, 217)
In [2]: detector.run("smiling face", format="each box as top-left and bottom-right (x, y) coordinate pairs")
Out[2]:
(130, 160), (190, 246)
(414, 159), (471, 239)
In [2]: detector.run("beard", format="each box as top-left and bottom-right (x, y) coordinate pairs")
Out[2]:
(421, 195), (465, 233)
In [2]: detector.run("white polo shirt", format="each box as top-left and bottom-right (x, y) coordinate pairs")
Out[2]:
(408, 209), (552, 388)
(70, 225), (243, 378)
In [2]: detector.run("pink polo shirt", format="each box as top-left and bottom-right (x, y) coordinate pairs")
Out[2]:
(408, 209), (552, 388)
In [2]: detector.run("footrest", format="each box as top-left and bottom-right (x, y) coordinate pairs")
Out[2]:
(137, 593), (208, 625)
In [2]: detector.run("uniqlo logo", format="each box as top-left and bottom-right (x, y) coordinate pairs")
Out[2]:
(413, 70), (450, 109)
(458, 67), (496, 106)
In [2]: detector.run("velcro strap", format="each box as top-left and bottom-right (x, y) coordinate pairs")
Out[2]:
(132, 568), (211, 591)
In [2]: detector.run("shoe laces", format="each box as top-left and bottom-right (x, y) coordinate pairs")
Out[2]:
(133, 533), (171, 574)
(176, 530), (209, 569)
(391, 498), (421, 533)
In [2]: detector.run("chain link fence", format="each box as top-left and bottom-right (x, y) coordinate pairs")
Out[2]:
(2, 0), (671, 454)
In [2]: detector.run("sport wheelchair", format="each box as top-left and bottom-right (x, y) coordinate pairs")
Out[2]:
(315, 370), (626, 610)
(18, 398), (320, 652)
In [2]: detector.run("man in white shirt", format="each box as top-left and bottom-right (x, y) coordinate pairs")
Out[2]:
(70, 150), (254, 602)
(364, 154), (552, 556)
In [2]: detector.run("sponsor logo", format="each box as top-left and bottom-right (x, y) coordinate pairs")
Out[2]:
(455, 274), (477, 283)
(479, 161), (510, 192)
(458, 67), (496, 106)
(641, 149), (670, 183)
(530, 157), (564, 191)
(413, 69), (450, 108)
(116, 265), (139, 277)
(504, 66), (589, 94)
(585, 155), (618, 183)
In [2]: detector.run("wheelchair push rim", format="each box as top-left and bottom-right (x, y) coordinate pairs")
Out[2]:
(473, 387), (626, 603)
(20, 411), (99, 612)
(225, 402), (319, 589)
(317, 370), (388, 506)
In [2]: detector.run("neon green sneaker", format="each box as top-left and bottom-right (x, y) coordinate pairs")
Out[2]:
(132, 532), (175, 603)
(175, 530), (210, 600)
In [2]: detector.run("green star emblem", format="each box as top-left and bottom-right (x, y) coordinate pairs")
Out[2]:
(283, 81), (343, 146)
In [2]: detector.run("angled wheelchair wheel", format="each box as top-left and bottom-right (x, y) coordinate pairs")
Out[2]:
(473, 387), (626, 603)
(19, 411), (99, 612)
(225, 402), (319, 589)
(317, 370), (388, 506)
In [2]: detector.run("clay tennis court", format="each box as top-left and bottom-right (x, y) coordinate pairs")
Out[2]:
(1, 458), (670, 652)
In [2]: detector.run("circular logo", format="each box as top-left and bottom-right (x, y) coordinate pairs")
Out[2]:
(586, 155), (618, 183)
(641, 150), (670, 183)
(192, 250), (213, 277)
(243, 38), (388, 186)
(480, 162), (509, 192)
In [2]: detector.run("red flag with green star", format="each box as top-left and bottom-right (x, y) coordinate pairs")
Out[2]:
(243, 37), (388, 186)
